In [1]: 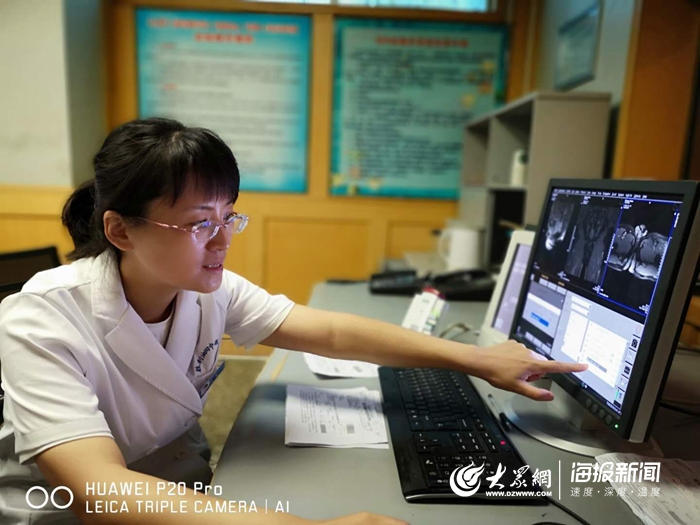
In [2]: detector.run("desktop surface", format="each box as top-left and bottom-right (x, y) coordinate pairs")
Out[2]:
(209, 283), (700, 524)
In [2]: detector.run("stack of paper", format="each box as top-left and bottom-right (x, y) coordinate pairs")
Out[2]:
(285, 385), (388, 449)
(303, 352), (379, 378)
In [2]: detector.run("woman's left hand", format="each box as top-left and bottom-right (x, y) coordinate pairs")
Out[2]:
(471, 339), (588, 401)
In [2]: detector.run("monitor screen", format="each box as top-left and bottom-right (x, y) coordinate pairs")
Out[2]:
(492, 243), (531, 334)
(513, 187), (683, 417)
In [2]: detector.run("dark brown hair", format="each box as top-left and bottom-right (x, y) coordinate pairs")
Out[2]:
(62, 118), (240, 260)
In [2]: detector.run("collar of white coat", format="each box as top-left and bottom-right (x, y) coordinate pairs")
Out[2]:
(91, 251), (203, 415)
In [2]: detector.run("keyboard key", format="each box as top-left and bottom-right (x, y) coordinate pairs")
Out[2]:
(410, 421), (423, 431)
(458, 418), (473, 430)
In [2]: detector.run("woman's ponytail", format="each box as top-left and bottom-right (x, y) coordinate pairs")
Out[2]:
(61, 179), (108, 261)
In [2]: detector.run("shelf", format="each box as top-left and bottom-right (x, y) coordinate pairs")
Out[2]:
(465, 91), (611, 131)
(459, 90), (612, 228)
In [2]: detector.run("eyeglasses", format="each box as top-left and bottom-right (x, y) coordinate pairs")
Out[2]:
(137, 212), (249, 243)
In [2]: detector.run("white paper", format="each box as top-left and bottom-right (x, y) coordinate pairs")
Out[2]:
(303, 353), (379, 378)
(596, 452), (700, 525)
(285, 385), (388, 449)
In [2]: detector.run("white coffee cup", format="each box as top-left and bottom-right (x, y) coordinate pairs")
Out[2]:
(437, 222), (482, 271)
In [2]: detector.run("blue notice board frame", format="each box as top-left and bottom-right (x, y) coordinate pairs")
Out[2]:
(331, 18), (508, 199)
(136, 8), (311, 193)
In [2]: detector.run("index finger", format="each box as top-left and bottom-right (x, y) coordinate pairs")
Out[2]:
(536, 359), (588, 374)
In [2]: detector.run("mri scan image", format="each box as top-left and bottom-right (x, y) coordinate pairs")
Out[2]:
(608, 224), (668, 282)
(544, 200), (574, 251)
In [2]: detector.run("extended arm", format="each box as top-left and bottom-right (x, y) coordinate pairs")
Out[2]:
(261, 305), (587, 400)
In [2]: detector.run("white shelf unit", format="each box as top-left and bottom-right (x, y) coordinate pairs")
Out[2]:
(458, 91), (612, 268)
(460, 91), (612, 226)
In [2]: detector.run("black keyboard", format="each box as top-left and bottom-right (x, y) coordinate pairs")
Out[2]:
(379, 367), (545, 503)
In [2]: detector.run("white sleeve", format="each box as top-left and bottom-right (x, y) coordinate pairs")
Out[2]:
(220, 271), (295, 350)
(0, 293), (113, 464)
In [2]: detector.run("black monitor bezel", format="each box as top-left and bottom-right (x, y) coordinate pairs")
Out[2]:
(510, 178), (700, 440)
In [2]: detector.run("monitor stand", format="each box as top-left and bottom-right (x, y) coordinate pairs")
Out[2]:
(503, 381), (661, 458)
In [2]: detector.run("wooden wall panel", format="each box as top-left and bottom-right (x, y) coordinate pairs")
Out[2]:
(386, 223), (441, 259)
(506, 0), (540, 102)
(0, 185), (74, 261)
(682, 297), (700, 347)
(264, 218), (370, 304)
(0, 218), (73, 260)
(613, 0), (700, 180)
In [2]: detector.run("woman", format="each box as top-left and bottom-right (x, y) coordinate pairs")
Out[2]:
(0, 118), (586, 525)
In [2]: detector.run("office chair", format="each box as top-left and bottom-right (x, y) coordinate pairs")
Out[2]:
(0, 246), (61, 287)
(0, 281), (25, 425)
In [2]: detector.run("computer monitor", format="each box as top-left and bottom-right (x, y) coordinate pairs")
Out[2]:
(510, 179), (700, 451)
(479, 230), (534, 347)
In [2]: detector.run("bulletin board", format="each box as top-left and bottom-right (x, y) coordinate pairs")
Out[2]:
(136, 8), (312, 193)
(331, 18), (508, 199)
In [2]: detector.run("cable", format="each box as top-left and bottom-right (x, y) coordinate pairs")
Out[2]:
(659, 401), (700, 417)
(437, 322), (475, 340)
(542, 494), (592, 525)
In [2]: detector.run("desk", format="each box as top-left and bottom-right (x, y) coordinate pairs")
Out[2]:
(213, 283), (700, 525)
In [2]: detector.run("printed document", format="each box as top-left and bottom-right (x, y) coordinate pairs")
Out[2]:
(285, 385), (388, 449)
(303, 353), (379, 378)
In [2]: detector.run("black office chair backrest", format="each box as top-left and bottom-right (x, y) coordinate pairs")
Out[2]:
(0, 281), (25, 425)
(0, 246), (61, 287)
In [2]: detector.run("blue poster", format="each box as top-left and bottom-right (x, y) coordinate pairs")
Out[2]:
(331, 19), (507, 199)
(137, 9), (311, 193)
